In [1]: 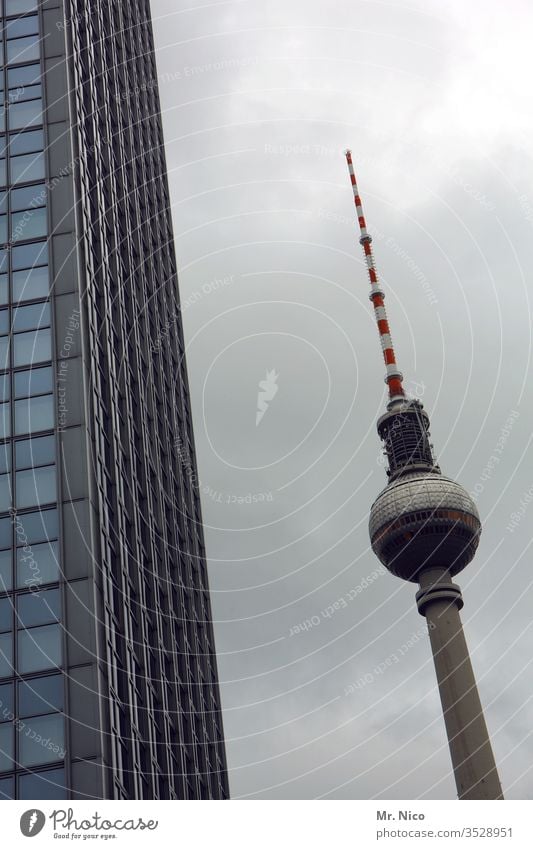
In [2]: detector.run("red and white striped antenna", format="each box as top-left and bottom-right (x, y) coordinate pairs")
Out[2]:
(345, 150), (405, 404)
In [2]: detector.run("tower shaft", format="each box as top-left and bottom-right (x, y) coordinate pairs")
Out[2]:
(417, 570), (503, 799)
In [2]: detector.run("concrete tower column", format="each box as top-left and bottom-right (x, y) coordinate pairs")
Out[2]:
(416, 568), (503, 800)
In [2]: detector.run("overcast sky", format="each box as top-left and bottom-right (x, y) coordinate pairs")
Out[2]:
(150, 0), (533, 799)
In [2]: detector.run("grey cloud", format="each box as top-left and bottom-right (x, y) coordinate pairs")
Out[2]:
(151, 0), (533, 799)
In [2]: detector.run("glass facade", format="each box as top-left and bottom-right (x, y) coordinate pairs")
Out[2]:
(0, 0), (67, 800)
(0, 0), (228, 800)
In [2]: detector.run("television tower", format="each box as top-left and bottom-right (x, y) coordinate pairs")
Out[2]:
(345, 150), (503, 800)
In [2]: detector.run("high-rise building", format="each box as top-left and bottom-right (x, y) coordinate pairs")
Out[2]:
(0, 0), (228, 800)
(345, 151), (503, 800)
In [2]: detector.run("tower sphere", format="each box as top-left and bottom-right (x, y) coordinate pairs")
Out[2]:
(369, 471), (481, 582)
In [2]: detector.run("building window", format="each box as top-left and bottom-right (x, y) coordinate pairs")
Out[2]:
(0, 721), (13, 771)
(0, 194), (6, 244)
(17, 622), (62, 674)
(0, 402), (9, 438)
(14, 506), (58, 545)
(11, 205), (46, 243)
(9, 128), (44, 155)
(0, 509), (59, 578)
(14, 365), (53, 398)
(0, 631), (12, 677)
(0, 250), (7, 303)
(0, 548), (11, 592)
(5, 16), (39, 42)
(0, 373), (8, 402)
(13, 325), (51, 367)
(11, 239), (46, 269)
(16, 540), (59, 588)
(5, 1), (39, 16)
(15, 464), (56, 508)
(12, 301), (50, 332)
(13, 511), (60, 591)
(18, 766), (67, 800)
(16, 672), (64, 768)
(11, 240), (48, 302)
(11, 183), (46, 210)
(17, 587), (60, 628)
(10, 147), (44, 185)
(6, 35), (40, 66)
(0, 775), (14, 798)
(18, 713), (64, 767)
(14, 392), (54, 434)
(0, 517), (9, 548)
(0, 471), (11, 511)
(15, 434), (55, 469)
(18, 674), (63, 717)
(12, 262), (47, 300)
(0, 594), (12, 631)
(8, 97), (42, 130)
(0, 185), (48, 247)
(0, 680), (13, 716)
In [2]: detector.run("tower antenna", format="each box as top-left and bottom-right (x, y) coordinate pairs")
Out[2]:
(345, 149), (404, 404)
